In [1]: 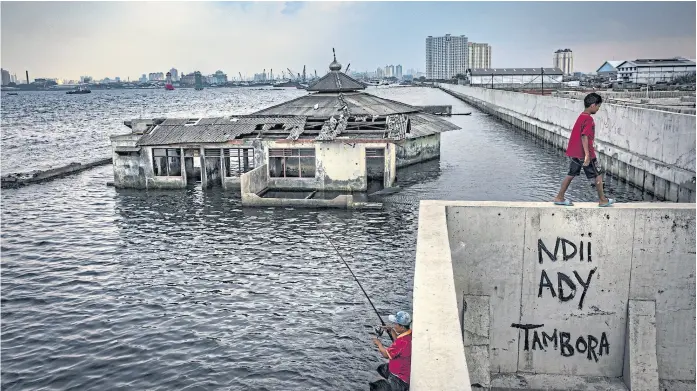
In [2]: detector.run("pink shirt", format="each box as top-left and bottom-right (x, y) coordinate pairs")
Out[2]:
(386, 330), (412, 384)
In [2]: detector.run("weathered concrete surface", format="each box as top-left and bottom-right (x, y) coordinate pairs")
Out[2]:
(463, 295), (491, 388)
(490, 373), (628, 391)
(396, 133), (441, 168)
(413, 201), (695, 390)
(240, 164), (269, 199)
(437, 84), (696, 202)
(1, 157), (113, 188)
(412, 200), (472, 391)
(622, 300), (659, 391)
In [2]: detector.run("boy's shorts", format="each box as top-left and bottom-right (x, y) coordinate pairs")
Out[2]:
(568, 157), (601, 179)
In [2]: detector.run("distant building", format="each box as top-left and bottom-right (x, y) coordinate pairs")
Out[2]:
(139, 74), (148, 83)
(1, 69), (10, 85)
(396, 65), (403, 79)
(212, 70), (228, 85)
(180, 73), (197, 86)
(426, 34), (469, 79)
(376, 67), (384, 78)
(169, 68), (179, 82)
(115, 77), (121, 83)
(467, 68), (564, 88)
(595, 61), (623, 81)
(253, 72), (267, 82)
(616, 57), (696, 85)
(80, 76), (93, 83)
(467, 42), (492, 70)
(553, 49), (574, 75)
(149, 72), (165, 82)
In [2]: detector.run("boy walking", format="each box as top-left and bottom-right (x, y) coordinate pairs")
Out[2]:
(553, 92), (614, 207)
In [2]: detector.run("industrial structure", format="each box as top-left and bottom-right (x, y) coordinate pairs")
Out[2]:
(426, 34), (469, 79)
(553, 49), (574, 75)
(616, 57), (696, 85)
(466, 68), (563, 89)
(109, 51), (459, 208)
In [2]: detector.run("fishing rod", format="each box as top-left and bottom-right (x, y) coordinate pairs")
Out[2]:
(319, 229), (394, 342)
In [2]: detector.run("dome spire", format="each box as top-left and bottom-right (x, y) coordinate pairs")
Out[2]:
(329, 48), (342, 72)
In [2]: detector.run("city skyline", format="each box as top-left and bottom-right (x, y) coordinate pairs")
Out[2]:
(1, 1), (695, 80)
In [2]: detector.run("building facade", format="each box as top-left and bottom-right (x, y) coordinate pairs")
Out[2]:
(426, 34), (469, 80)
(1, 69), (10, 85)
(467, 43), (491, 70)
(553, 49), (574, 75)
(616, 57), (696, 84)
(169, 68), (179, 82)
(396, 65), (403, 79)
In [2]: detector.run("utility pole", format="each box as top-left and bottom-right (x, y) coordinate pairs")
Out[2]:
(541, 67), (544, 95)
(491, 73), (494, 89)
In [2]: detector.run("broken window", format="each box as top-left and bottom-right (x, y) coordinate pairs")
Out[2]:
(152, 148), (182, 176)
(224, 148), (256, 177)
(268, 148), (316, 178)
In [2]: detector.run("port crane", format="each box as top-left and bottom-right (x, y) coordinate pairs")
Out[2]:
(287, 68), (296, 81)
(239, 72), (243, 82)
(302, 66), (306, 83)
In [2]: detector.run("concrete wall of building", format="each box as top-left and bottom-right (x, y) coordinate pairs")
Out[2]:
(240, 164), (269, 198)
(438, 84), (697, 202)
(412, 201), (695, 390)
(396, 133), (441, 168)
(110, 134), (146, 188)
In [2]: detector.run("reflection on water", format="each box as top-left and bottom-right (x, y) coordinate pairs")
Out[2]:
(1, 87), (664, 391)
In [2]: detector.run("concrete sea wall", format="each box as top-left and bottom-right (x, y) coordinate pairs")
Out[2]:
(437, 84), (697, 202)
(412, 201), (696, 390)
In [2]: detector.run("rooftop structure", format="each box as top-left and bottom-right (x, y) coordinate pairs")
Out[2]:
(467, 68), (564, 89)
(110, 50), (460, 209)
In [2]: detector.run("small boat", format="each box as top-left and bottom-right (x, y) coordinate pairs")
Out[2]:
(165, 83), (174, 91)
(67, 87), (91, 95)
(7, 92), (18, 96)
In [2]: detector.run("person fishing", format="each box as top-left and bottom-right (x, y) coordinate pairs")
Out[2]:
(370, 311), (412, 391)
(318, 227), (410, 390)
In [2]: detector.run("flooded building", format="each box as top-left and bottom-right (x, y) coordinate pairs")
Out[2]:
(110, 53), (459, 207)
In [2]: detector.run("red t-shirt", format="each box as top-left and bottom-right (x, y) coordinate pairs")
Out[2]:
(566, 113), (596, 159)
(386, 330), (412, 384)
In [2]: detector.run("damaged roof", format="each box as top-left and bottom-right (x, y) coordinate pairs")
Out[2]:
(253, 92), (420, 117)
(136, 116), (307, 146)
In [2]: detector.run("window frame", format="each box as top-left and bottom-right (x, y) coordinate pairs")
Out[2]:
(152, 148), (182, 177)
(268, 148), (316, 179)
(224, 148), (256, 177)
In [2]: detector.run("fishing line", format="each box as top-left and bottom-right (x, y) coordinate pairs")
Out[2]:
(318, 227), (394, 342)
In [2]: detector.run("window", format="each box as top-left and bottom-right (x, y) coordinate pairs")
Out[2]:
(224, 148), (256, 177)
(268, 148), (316, 178)
(153, 148), (182, 176)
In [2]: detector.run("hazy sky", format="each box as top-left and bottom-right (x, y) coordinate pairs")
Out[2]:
(2, 1), (695, 80)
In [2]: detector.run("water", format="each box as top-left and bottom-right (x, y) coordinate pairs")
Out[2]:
(1, 87), (660, 391)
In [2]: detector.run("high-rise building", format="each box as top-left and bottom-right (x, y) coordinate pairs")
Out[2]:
(467, 42), (492, 70)
(1, 69), (10, 85)
(376, 67), (384, 78)
(554, 49), (574, 75)
(139, 74), (148, 83)
(396, 65), (403, 79)
(426, 34), (469, 79)
(170, 68), (179, 81)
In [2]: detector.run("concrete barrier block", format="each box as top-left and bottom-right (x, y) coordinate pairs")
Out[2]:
(463, 295), (490, 347)
(630, 209), (696, 381)
(465, 345), (491, 388)
(518, 207), (636, 377)
(622, 300), (659, 391)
